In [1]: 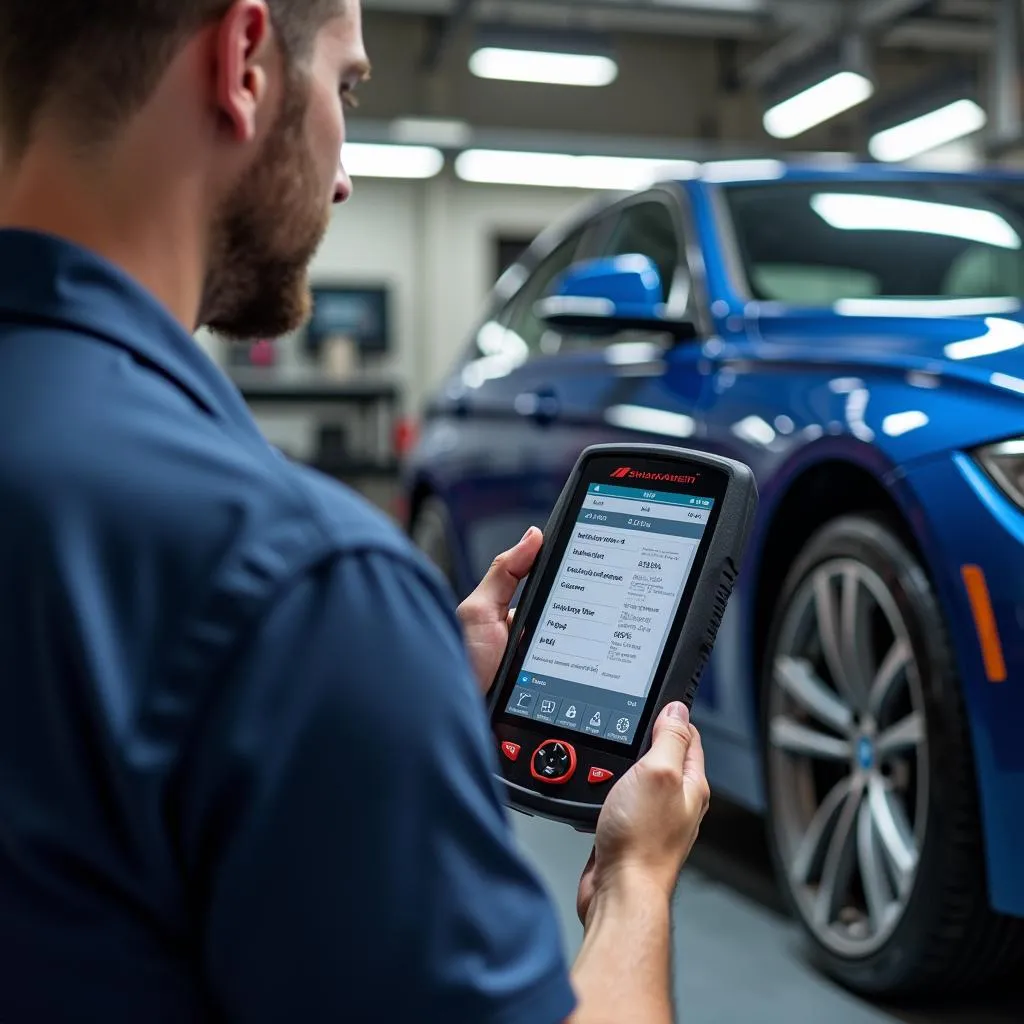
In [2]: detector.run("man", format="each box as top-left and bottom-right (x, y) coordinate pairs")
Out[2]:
(0, 1), (710, 1022)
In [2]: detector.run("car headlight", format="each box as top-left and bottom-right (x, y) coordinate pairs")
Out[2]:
(975, 438), (1024, 508)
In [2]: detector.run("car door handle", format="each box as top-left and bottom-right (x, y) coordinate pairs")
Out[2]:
(514, 389), (561, 425)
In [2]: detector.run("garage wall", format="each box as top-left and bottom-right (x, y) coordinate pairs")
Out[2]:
(200, 175), (588, 417)
(308, 178), (421, 396)
(310, 176), (588, 409)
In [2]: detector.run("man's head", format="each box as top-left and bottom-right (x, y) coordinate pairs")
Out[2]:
(0, 0), (370, 338)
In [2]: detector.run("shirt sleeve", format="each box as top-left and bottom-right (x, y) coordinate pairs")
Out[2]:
(180, 548), (577, 1024)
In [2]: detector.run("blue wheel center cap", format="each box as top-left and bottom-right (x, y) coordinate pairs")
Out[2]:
(857, 736), (875, 770)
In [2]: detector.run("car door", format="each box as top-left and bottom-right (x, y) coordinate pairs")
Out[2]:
(443, 225), (595, 582)
(459, 187), (713, 549)
(507, 186), (714, 499)
(566, 189), (729, 721)
(563, 187), (713, 446)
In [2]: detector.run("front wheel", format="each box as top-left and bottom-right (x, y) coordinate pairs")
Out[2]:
(762, 515), (1024, 997)
(410, 494), (458, 589)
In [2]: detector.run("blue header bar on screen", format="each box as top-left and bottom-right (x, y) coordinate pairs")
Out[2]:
(588, 483), (715, 509)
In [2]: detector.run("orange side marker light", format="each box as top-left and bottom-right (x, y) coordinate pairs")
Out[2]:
(961, 565), (1007, 683)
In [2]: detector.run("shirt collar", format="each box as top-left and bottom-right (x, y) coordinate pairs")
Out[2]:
(0, 228), (266, 442)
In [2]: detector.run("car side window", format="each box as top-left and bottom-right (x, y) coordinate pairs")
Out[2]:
(597, 198), (682, 302)
(502, 230), (586, 356)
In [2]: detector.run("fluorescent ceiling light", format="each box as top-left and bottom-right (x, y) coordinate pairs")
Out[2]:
(811, 193), (1022, 250)
(390, 117), (471, 148)
(454, 149), (698, 190)
(469, 46), (617, 87)
(341, 143), (444, 179)
(763, 71), (874, 140)
(868, 98), (987, 162)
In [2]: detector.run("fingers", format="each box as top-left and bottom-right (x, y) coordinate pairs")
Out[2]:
(641, 701), (693, 772)
(681, 715), (706, 784)
(463, 527), (542, 620)
(640, 704), (709, 816)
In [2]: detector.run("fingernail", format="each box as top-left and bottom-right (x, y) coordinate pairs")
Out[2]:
(520, 527), (535, 543)
(666, 702), (690, 724)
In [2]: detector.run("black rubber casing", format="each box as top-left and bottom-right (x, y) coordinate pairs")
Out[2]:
(486, 443), (758, 831)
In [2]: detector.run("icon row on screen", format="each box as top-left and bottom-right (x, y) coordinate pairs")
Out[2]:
(508, 685), (632, 744)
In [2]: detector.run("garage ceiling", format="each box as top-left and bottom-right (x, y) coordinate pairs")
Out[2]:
(349, 0), (1015, 163)
(361, 0), (993, 50)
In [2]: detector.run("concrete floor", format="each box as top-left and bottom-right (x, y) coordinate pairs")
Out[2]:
(511, 801), (1024, 1024)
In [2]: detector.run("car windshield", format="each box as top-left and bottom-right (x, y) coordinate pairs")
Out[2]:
(723, 180), (1024, 308)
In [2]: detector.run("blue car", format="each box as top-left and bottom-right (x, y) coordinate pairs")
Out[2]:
(402, 163), (1024, 997)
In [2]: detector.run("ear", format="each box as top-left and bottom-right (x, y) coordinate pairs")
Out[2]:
(213, 0), (275, 144)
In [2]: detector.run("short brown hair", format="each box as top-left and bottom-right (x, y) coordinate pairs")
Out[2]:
(0, 0), (343, 157)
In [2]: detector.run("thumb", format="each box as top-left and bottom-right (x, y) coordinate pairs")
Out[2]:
(472, 527), (543, 612)
(642, 701), (693, 771)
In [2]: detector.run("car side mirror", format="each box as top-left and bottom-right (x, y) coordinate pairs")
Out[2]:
(534, 254), (698, 340)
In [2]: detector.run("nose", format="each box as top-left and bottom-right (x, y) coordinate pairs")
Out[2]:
(334, 158), (352, 204)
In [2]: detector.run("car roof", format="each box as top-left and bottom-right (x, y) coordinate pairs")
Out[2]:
(670, 160), (1024, 187)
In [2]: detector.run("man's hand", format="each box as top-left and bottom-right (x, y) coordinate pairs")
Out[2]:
(567, 701), (709, 1024)
(577, 701), (709, 925)
(457, 527), (543, 695)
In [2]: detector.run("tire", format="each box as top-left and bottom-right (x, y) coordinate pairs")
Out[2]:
(761, 514), (1024, 998)
(410, 495), (458, 589)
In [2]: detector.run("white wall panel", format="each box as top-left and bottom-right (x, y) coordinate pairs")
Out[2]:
(319, 176), (586, 410)
(310, 178), (421, 392)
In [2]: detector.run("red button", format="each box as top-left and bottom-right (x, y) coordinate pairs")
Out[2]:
(501, 741), (521, 762)
(588, 767), (615, 785)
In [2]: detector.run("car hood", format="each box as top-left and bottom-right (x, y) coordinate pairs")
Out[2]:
(755, 306), (1024, 396)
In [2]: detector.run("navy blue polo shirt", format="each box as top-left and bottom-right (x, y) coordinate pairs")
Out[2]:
(0, 229), (576, 1024)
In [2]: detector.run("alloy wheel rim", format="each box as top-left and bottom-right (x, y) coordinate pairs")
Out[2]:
(768, 557), (929, 957)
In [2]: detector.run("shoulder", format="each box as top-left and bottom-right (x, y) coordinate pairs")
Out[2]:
(283, 458), (418, 560)
(152, 450), (459, 688)
(41, 359), (441, 584)
(267, 457), (455, 612)
(12, 349), (454, 676)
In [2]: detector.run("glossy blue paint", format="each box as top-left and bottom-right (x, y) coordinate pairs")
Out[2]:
(404, 163), (1024, 918)
(546, 255), (664, 321)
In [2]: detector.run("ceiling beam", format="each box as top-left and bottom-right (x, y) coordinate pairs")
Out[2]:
(740, 0), (934, 87)
(420, 0), (476, 71)
(885, 15), (992, 48)
(986, 0), (1022, 154)
(857, 0), (933, 27)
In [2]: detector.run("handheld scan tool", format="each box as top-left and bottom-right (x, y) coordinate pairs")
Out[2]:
(487, 444), (758, 830)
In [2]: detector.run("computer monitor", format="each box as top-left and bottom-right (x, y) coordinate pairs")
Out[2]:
(305, 284), (390, 356)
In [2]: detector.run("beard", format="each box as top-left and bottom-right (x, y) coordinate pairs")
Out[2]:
(200, 73), (332, 340)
